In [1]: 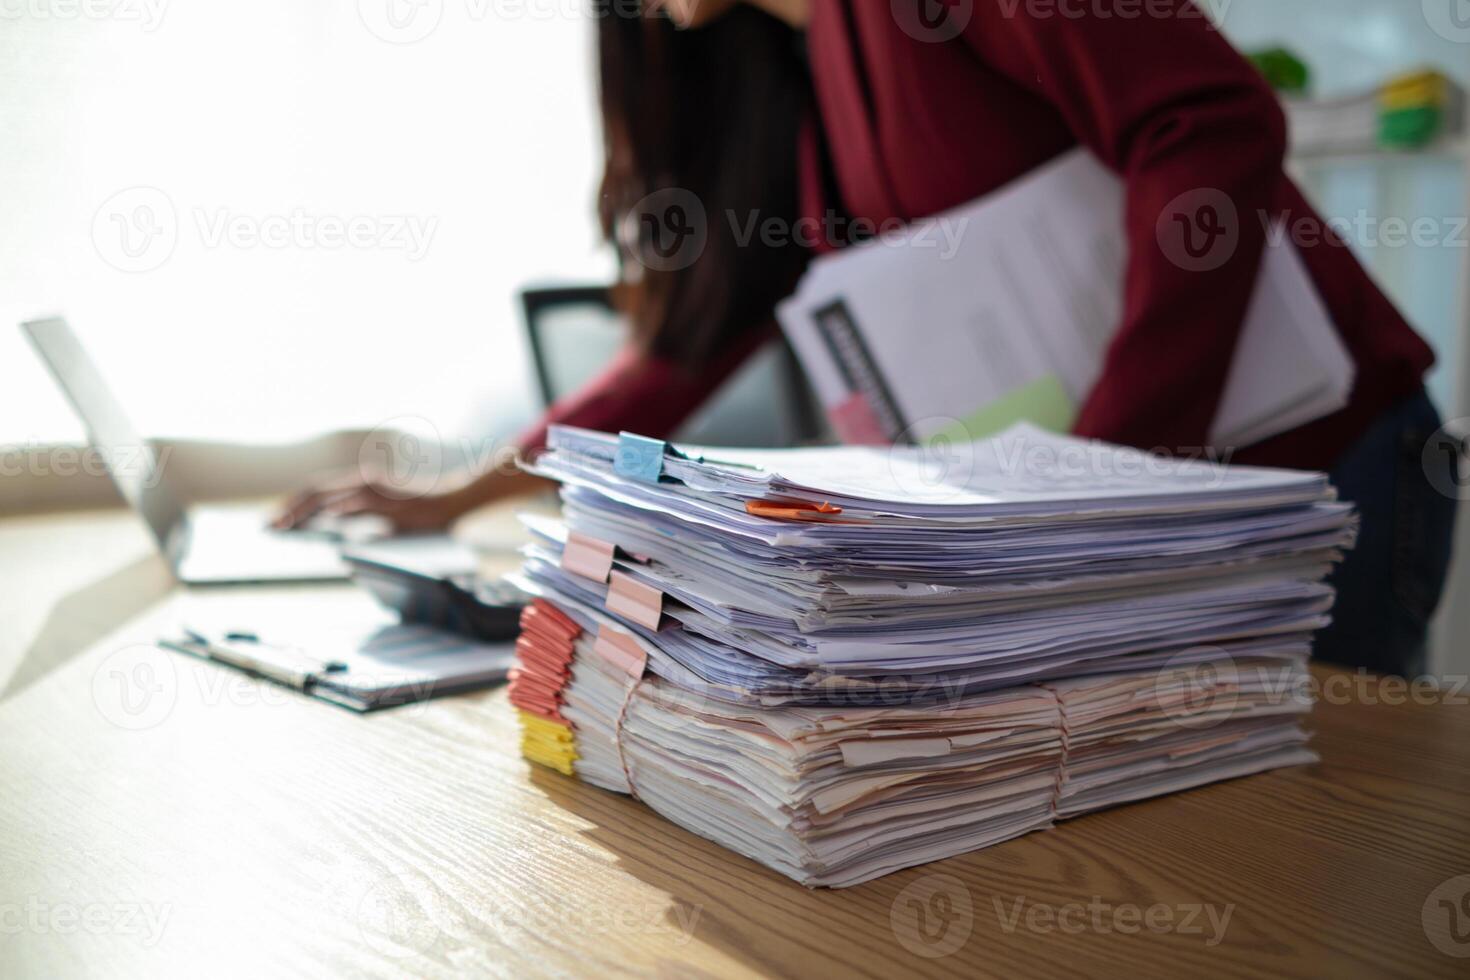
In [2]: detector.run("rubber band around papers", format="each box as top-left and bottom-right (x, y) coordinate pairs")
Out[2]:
(1036, 683), (1073, 820)
(592, 624), (648, 798)
(513, 597), (1082, 813)
(612, 674), (646, 800)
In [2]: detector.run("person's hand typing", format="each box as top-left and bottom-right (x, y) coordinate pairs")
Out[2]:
(272, 466), (550, 533)
(272, 475), (464, 533)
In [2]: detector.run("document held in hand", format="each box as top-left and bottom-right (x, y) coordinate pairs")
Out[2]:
(776, 148), (1354, 449)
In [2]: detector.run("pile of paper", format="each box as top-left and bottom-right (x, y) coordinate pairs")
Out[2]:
(776, 148), (1354, 449)
(508, 423), (1353, 886)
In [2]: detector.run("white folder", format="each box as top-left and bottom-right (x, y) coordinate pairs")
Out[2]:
(777, 148), (1354, 449)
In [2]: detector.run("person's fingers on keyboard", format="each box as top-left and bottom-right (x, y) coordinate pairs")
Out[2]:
(271, 488), (324, 529)
(271, 480), (358, 529)
(338, 485), (456, 532)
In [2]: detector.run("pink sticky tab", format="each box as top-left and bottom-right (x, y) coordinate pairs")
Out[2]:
(593, 626), (647, 678)
(605, 571), (663, 630)
(561, 531), (615, 583)
(830, 393), (890, 446)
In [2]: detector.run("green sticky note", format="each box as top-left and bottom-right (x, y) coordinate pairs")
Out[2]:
(926, 375), (1075, 445)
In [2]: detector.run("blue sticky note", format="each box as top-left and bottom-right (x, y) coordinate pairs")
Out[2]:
(615, 433), (670, 484)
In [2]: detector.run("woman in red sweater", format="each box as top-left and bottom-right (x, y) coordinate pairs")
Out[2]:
(282, 0), (1456, 676)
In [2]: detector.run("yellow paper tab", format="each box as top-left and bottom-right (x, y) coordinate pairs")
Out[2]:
(517, 710), (578, 776)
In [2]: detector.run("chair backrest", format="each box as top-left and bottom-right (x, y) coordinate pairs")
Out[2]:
(519, 284), (821, 448)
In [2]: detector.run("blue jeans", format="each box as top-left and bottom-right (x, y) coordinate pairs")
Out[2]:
(1317, 389), (1459, 676)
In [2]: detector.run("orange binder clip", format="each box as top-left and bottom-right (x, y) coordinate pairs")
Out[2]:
(744, 499), (844, 522)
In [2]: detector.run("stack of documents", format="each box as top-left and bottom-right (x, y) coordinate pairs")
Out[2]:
(776, 148), (1354, 449)
(508, 423), (1353, 885)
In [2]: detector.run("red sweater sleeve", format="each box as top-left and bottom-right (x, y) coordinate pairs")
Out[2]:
(514, 324), (777, 453)
(959, 2), (1287, 453)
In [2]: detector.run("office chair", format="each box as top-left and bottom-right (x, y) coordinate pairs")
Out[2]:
(518, 284), (822, 448)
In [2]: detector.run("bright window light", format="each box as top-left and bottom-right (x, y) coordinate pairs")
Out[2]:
(0, 1), (613, 448)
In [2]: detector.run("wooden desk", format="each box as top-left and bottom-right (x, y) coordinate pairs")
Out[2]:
(2, 515), (1469, 978)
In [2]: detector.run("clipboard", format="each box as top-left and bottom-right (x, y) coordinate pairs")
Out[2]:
(162, 622), (516, 712)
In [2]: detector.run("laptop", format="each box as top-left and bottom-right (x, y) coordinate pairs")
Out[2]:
(22, 316), (357, 584)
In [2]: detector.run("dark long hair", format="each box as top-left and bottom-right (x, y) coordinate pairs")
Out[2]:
(597, 4), (812, 369)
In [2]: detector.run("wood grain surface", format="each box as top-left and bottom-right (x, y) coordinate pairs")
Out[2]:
(1, 567), (1468, 978)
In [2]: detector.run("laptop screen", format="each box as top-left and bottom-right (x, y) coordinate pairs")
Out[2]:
(21, 317), (186, 549)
